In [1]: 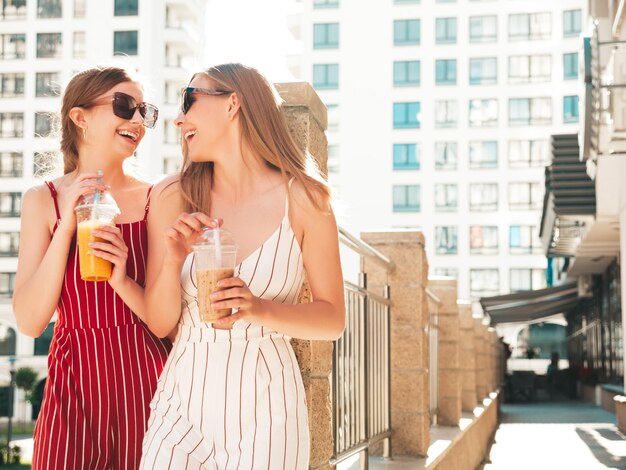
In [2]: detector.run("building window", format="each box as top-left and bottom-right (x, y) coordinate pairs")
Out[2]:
(394, 19), (420, 45)
(0, 323), (16, 354)
(509, 98), (552, 126)
(394, 60), (420, 87)
(114, 31), (138, 56)
(0, 152), (22, 178)
(0, 34), (26, 59)
(0, 272), (16, 299)
(510, 268), (546, 293)
(563, 52), (578, 80)
(314, 23), (339, 49)
(35, 112), (54, 138)
(0, 113), (24, 138)
(469, 183), (498, 211)
(509, 182), (542, 210)
(563, 95), (579, 123)
(33, 151), (59, 178)
(469, 99), (498, 127)
(470, 269), (500, 298)
(510, 225), (542, 254)
(313, 64), (339, 90)
(163, 156), (182, 175)
(469, 141), (497, 169)
(508, 55), (551, 83)
(1, 0), (27, 20)
(508, 140), (550, 168)
(435, 100), (457, 128)
(432, 267), (458, 278)
(435, 17), (457, 44)
(509, 13), (551, 41)
(393, 143), (420, 170)
(0, 193), (21, 217)
(435, 59), (456, 85)
(37, 0), (62, 18)
(393, 185), (420, 212)
(0, 73), (24, 98)
(314, 0), (339, 8)
(470, 226), (498, 255)
(36, 72), (61, 97)
(0, 232), (19, 257)
(327, 104), (339, 131)
(563, 10), (582, 38)
(435, 226), (458, 255)
(469, 57), (497, 85)
(393, 102), (420, 129)
(74, 31), (86, 59)
(74, 0), (86, 18)
(435, 142), (457, 170)
(435, 184), (458, 212)
(469, 15), (497, 43)
(115, 0), (138, 16)
(34, 322), (55, 356)
(163, 119), (181, 144)
(37, 33), (62, 58)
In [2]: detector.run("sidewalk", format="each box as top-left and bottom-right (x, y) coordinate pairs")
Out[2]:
(483, 401), (626, 470)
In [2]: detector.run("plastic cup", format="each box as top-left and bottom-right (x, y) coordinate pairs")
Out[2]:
(192, 228), (237, 323)
(75, 192), (120, 282)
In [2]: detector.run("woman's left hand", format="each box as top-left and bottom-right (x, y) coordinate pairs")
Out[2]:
(89, 225), (129, 290)
(210, 277), (268, 328)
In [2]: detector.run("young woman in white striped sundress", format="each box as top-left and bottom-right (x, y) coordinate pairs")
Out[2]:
(140, 63), (346, 469)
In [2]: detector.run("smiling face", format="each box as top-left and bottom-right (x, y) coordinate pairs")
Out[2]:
(175, 73), (234, 163)
(82, 81), (147, 158)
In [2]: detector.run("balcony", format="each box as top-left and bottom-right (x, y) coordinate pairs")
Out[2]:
(165, 0), (198, 20)
(164, 21), (199, 55)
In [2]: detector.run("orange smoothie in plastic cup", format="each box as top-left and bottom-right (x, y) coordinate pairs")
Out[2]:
(76, 219), (114, 281)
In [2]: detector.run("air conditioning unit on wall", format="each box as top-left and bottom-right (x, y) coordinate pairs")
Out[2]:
(577, 274), (593, 298)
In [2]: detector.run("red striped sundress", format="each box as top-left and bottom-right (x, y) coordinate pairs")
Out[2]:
(32, 182), (172, 470)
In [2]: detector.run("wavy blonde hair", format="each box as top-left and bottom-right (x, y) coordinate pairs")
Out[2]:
(179, 63), (330, 214)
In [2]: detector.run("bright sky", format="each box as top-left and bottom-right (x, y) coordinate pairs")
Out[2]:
(204, 0), (302, 83)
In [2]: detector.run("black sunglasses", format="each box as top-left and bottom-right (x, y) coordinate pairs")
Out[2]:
(180, 87), (233, 114)
(84, 92), (159, 128)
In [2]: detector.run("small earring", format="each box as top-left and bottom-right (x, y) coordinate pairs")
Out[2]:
(82, 127), (87, 139)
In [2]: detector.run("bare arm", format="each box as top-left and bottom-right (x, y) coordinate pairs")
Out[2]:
(13, 176), (105, 336)
(143, 179), (217, 338)
(212, 183), (346, 340)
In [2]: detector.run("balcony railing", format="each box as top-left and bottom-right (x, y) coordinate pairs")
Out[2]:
(331, 227), (393, 466)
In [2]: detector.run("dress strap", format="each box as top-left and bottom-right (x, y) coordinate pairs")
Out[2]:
(45, 181), (61, 223)
(143, 185), (154, 221)
(284, 177), (295, 217)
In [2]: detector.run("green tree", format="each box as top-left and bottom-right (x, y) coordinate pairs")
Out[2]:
(14, 367), (38, 426)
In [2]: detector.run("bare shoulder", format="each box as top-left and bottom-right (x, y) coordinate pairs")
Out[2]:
(148, 175), (183, 222)
(21, 182), (58, 231)
(289, 178), (335, 239)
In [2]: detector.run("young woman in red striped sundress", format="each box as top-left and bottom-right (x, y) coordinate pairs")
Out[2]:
(12, 66), (171, 470)
(139, 63), (346, 469)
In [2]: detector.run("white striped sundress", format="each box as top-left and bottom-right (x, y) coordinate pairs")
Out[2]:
(140, 186), (310, 469)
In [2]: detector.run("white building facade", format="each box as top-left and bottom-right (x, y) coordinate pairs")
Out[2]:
(289, 0), (586, 301)
(0, 0), (206, 418)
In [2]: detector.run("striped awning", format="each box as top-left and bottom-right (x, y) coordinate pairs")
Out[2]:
(480, 282), (579, 324)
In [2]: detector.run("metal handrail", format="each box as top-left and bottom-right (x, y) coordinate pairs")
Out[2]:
(339, 226), (395, 272)
(344, 281), (391, 306)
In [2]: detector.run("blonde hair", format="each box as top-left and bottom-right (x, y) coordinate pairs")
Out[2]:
(60, 66), (135, 174)
(179, 63), (330, 214)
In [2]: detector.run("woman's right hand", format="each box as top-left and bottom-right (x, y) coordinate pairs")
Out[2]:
(56, 173), (109, 236)
(163, 213), (221, 266)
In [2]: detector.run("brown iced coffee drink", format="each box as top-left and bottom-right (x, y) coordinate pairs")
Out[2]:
(197, 267), (235, 322)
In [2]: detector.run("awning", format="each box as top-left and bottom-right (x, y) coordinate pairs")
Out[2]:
(480, 282), (580, 324)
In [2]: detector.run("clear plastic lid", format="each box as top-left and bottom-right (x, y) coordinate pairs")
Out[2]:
(75, 191), (121, 218)
(192, 227), (237, 251)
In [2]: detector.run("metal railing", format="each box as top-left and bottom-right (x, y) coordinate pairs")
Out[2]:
(330, 227), (393, 468)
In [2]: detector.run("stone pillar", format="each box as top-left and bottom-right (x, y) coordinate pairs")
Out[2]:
(429, 277), (461, 426)
(458, 300), (477, 411)
(489, 328), (499, 392)
(474, 317), (488, 400)
(361, 231), (430, 457)
(278, 82), (332, 470)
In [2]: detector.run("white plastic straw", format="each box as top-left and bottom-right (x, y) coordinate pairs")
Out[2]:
(213, 228), (222, 267)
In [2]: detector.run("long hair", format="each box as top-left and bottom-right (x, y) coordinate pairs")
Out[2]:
(60, 66), (135, 174)
(179, 63), (331, 214)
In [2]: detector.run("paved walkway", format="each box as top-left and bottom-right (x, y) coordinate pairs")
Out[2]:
(483, 401), (626, 470)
